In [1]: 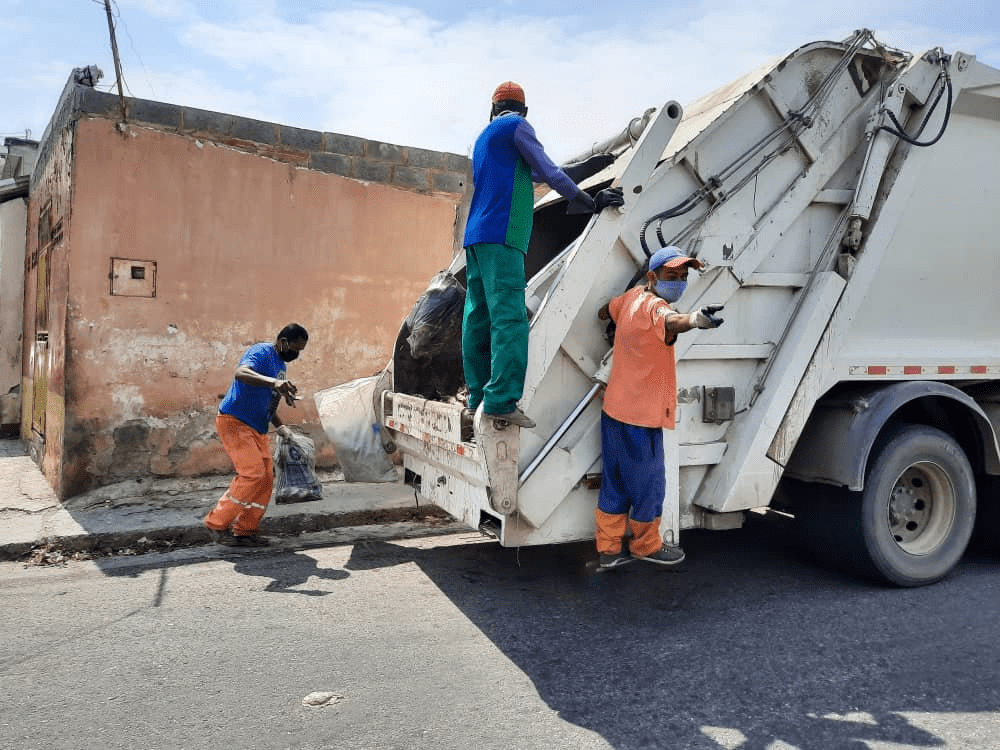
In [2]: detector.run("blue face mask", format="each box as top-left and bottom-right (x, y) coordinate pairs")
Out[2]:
(654, 279), (687, 303)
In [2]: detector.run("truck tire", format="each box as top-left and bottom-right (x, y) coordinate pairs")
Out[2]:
(855, 424), (976, 587)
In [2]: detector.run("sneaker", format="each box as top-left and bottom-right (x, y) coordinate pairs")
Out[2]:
(206, 526), (237, 546)
(230, 534), (271, 547)
(597, 551), (633, 570)
(489, 408), (536, 429)
(636, 545), (685, 566)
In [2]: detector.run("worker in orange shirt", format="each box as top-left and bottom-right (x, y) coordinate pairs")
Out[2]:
(596, 247), (724, 570)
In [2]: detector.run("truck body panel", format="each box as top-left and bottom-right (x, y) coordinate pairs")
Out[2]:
(363, 31), (1000, 567)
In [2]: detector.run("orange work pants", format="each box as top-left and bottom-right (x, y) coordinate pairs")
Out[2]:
(203, 414), (273, 536)
(595, 508), (662, 558)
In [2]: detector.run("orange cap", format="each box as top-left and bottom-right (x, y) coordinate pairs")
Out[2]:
(492, 81), (525, 104)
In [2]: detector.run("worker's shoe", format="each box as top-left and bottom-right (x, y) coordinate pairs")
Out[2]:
(230, 534), (271, 547)
(489, 408), (536, 429)
(460, 408), (476, 442)
(206, 526), (235, 546)
(597, 550), (633, 570)
(636, 545), (686, 566)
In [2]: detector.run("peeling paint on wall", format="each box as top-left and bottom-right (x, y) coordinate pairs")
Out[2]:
(27, 109), (468, 499)
(111, 385), (147, 423)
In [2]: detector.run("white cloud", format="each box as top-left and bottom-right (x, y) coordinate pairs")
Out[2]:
(4, 59), (84, 141)
(165, 2), (1000, 160)
(7, 0), (1000, 161)
(177, 9), (700, 157)
(126, 68), (264, 120)
(114, 0), (197, 21)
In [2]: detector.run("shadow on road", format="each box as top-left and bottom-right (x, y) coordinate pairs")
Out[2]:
(340, 512), (1000, 750)
(231, 550), (350, 595)
(96, 544), (352, 598)
(82, 501), (1000, 748)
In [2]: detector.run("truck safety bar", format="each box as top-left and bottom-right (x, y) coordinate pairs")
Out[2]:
(519, 383), (603, 485)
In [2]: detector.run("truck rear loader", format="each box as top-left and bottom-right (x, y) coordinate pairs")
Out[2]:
(354, 30), (1000, 587)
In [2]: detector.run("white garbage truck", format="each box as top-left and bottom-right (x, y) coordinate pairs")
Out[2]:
(358, 30), (1000, 586)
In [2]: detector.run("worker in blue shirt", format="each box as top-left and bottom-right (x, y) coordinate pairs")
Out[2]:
(462, 81), (624, 428)
(204, 323), (308, 546)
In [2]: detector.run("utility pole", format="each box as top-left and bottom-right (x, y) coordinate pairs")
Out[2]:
(103, 0), (128, 123)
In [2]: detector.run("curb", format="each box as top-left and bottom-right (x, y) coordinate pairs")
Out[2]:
(3, 505), (461, 563)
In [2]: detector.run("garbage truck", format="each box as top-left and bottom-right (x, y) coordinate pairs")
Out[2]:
(331, 30), (1000, 587)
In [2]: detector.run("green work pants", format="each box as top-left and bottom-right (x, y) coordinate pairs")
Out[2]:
(462, 243), (528, 415)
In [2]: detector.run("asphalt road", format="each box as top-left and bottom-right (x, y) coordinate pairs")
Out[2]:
(1, 513), (998, 750)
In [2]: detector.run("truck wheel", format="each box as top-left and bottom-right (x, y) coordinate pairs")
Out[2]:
(856, 424), (976, 586)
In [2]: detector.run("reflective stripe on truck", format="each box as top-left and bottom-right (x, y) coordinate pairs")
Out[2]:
(852, 365), (997, 376)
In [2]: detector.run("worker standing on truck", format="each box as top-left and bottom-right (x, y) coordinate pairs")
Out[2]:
(462, 80), (625, 429)
(596, 247), (724, 569)
(203, 323), (309, 547)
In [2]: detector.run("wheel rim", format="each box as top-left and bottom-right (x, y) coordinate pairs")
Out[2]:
(885, 461), (957, 555)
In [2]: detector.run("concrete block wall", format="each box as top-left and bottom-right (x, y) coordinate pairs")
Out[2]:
(69, 87), (471, 202)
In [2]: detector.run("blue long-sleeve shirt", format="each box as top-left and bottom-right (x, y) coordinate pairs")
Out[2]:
(218, 343), (286, 434)
(463, 113), (581, 253)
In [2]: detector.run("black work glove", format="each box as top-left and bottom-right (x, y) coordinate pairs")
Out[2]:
(562, 152), (617, 183)
(594, 187), (624, 212)
(566, 186), (625, 215)
(689, 304), (725, 328)
(566, 189), (596, 215)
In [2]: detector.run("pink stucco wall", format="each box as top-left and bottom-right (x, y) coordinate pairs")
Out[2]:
(27, 115), (467, 498)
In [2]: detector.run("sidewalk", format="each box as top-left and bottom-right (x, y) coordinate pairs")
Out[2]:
(0, 437), (463, 562)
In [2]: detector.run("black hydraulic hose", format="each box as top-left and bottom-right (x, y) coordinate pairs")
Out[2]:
(636, 29), (899, 259)
(876, 71), (953, 147)
(891, 72), (946, 140)
(639, 191), (706, 255)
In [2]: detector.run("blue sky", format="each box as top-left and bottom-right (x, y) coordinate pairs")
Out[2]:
(5, 1), (998, 163)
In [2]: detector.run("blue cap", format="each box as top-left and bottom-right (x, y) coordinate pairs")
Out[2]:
(649, 246), (703, 272)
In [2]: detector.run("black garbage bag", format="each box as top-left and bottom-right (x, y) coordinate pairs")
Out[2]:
(392, 270), (466, 401)
(272, 431), (323, 504)
(405, 271), (465, 360)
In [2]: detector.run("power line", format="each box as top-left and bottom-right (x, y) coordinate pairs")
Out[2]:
(113, 1), (155, 98)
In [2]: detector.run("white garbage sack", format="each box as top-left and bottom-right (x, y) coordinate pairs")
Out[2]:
(314, 376), (399, 483)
